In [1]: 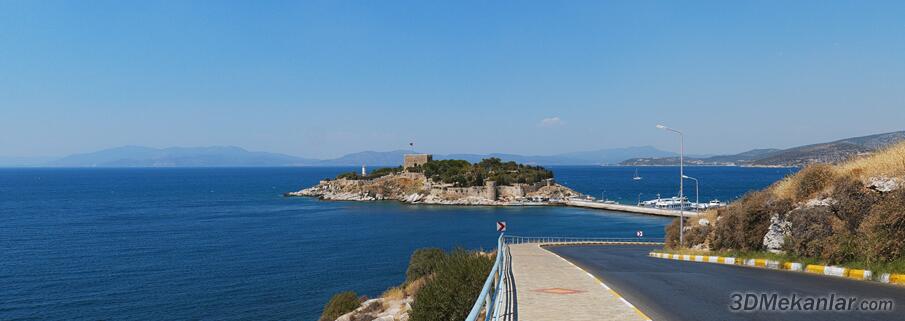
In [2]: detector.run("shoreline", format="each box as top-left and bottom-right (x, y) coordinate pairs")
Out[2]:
(288, 193), (699, 217)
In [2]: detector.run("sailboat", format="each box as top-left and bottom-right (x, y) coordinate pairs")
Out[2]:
(632, 168), (642, 180)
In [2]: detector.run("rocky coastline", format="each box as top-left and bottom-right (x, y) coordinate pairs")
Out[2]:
(285, 172), (580, 206)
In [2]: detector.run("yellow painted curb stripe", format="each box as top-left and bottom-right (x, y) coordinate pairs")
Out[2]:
(847, 269), (871, 280)
(648, 252), (905, 287)
(890, 274), (905, 285)
(805, 264), (825, 274)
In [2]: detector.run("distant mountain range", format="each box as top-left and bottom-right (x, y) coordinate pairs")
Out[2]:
(0, 145), (677, 167)
(48, 146), (318, 167)
(620, 131), (905, 167)
(6, 131), (901, 167)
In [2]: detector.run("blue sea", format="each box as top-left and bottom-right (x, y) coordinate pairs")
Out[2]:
(0, 166), (792, 320)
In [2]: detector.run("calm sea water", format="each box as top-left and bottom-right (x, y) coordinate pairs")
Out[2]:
(0, 166), (791, 320)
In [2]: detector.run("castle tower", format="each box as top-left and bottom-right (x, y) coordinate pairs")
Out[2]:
(403, 154), (433, 169)
(485, 180), (498, 201)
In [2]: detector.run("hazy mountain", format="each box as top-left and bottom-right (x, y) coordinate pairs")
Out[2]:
(49, 146), (315, 167)
(0, 156), (58, 167)
(19, 145), (678, 167)
(314, 146), (676, 166)
(312, 150), (411, 166)
(554, 146), (676, 164)
(621, 131), (905, 167)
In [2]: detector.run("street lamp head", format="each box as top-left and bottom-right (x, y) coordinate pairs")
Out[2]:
(681, 175), (690, 179)
(656, 124), (666, 129)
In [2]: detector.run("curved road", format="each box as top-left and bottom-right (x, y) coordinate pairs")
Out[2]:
(547, 245), (905, 321)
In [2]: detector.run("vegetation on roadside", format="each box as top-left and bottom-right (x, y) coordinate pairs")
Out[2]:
(408, 157), (553, 186)
(409, 249), (494, 321)
(666, 141), (905, 272)
(318, 291), (362, 321)
(319, 247), (494, 321)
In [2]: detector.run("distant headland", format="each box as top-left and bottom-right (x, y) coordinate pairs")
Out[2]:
(285, 154), (580, 206)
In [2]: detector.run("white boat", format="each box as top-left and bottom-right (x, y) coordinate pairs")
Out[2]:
(632, 168), (642, 180)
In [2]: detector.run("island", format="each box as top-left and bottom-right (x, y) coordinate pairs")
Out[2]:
(286, 154), (580, 205)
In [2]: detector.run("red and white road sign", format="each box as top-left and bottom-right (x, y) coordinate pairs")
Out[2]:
(636, 230), (644, 238)
(497, 221), (507, 232)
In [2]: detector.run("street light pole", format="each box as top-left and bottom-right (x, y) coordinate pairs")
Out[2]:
(682, 175), (699, 211)
(657, 124), (685, 247)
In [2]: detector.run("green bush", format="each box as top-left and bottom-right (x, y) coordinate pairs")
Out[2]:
(416, 158), (553, 187)
(319, 291), (360, 321)
(859, 189), (905, 263)
(410, 249), (494, 321)
(406, 248), (446, 283)
(794, 164), (835, 200)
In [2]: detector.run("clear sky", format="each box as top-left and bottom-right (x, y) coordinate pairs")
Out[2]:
(2, 1), (904, 158)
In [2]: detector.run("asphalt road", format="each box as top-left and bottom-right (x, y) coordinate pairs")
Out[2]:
(547, 245), (905, 321)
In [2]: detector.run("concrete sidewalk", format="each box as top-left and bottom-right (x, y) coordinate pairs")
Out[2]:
(509, 243), (650, 321)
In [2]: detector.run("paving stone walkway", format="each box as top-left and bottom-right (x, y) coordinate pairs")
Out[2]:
(509, 243), (649, 321)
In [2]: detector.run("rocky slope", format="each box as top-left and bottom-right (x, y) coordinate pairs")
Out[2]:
(668, 141), (905, 268)
(286, 172), (580, 205)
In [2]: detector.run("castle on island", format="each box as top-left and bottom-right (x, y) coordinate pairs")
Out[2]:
(403, 154), (432, 169)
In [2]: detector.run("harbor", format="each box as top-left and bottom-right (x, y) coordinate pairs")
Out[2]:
(562, 198), (700, 217)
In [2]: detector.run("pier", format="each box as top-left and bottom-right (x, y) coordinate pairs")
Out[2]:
(562, 199), (699, 217)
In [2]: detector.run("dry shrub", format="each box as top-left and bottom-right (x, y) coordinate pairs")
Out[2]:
(685, 223), (711, 248)
(771, 177), (797, 200)
(829, 175), (877, 232)
(381, 286), (405, 301)
(404, 276), (430, 297)
(821, 217), (860, 264)
(859, 189), (905, 263)
(710, 191), (792, 251)
(709, 207), (736, 250)
(794, 164), (835, 201)
(784, 207), (834, 257)
(664, 218), (681, 248)
(836, 141), (905, 179)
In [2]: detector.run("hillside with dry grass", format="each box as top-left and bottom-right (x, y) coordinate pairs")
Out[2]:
(667, 141), (905, 271)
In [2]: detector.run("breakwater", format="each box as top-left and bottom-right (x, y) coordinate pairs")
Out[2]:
(563, 199), (699, 217)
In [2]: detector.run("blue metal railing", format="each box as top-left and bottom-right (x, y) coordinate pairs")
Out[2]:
(465, 234), (508, 321)
(503, 236), (665, 244)
(464, 235), (665, 321)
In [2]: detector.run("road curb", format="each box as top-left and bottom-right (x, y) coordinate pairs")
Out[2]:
(649, 251), (905, 286)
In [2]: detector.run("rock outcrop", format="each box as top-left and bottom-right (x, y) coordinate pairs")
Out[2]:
(286, 172), (580, 206)
(335, 297), (412, 321)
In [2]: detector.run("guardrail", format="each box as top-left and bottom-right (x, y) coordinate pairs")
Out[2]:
(464, 235), (663, 321)
(465, 234), (509, 321)
(504, 235), (665, 244)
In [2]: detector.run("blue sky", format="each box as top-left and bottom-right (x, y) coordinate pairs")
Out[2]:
(2, 1), (904, 158)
